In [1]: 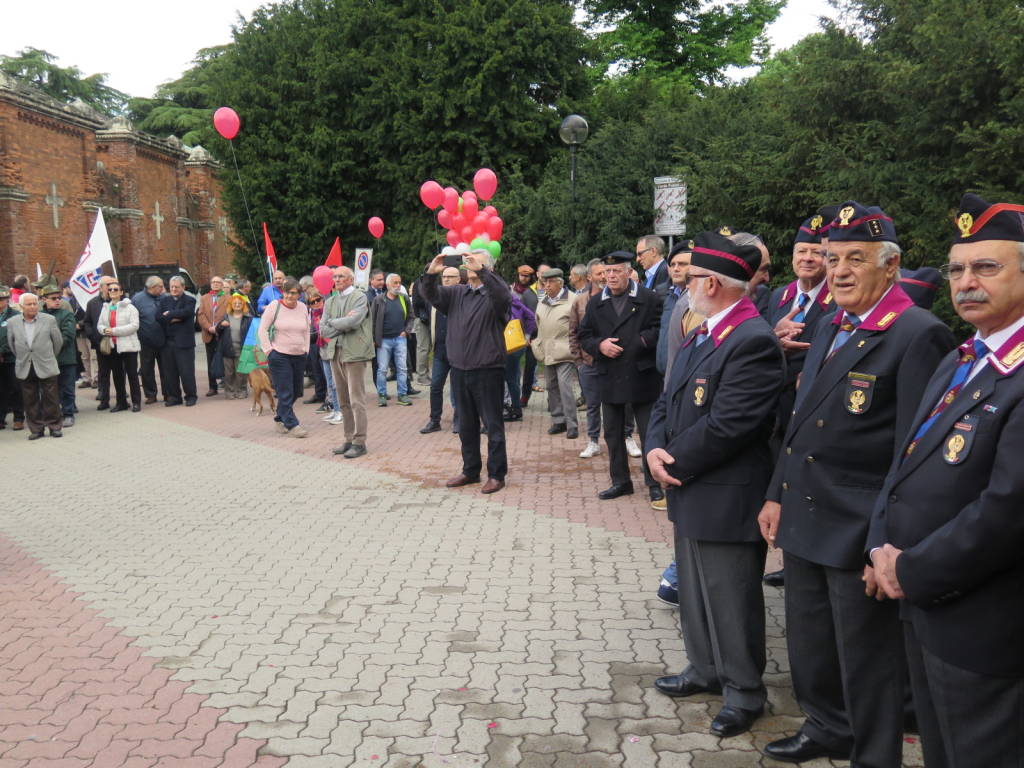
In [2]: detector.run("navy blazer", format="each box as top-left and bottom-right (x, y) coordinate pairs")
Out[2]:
(647, 301), (784, 543)
(866, 334), (1024, 677)
(159, 293), (197, 349)
(768, 291), (954, 570)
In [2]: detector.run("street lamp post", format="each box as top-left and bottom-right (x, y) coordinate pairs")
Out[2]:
(559, 114), (589, 242)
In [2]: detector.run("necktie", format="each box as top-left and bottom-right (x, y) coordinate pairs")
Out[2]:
(794, 292), (810, 323)
(828, 313), (860, 358)
(694, 321), (709, 346)
(904, 338), (988, 456)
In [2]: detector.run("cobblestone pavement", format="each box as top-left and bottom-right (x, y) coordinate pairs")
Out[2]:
(0, 364), (924, 767)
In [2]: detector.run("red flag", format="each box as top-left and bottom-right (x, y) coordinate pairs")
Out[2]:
(324, 236), (343, 267)
(262, 222), (278, 276)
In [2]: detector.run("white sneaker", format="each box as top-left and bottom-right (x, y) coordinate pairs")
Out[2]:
(625, 436), (642, 458)
(322, 410), (339, 422)
(326, 412), (344, 424)
(579, 441), (601, 458)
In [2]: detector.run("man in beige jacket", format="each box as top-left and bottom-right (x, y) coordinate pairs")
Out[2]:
(532, 268), (578, 439)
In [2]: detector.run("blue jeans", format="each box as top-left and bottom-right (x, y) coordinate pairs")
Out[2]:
(429, 353), (457, 422)
(267, 350), (305, 429)
(376, 336), (408, 397)
(321, 358), (337, 410)
(58, 364), (77, 416)
(662, 560), (678, 589)
(503, 349), (524, 411)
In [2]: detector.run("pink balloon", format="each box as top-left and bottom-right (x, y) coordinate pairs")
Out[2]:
(462, 193), (479, 218)
(451, 213), (468, 232)
(437, 209), (452, 229)
(460, 225), (475, 243)
(473, 213), (489, 233)
(483, 205), (498, 217)
(313, 265), (334, 295)
(368, 216), (385, 238)
(213, 107), (240, 140)
(473, 168), (498, 201)
(487, 216), (504, 241)
(419, 180), (444, 209)
(446, 229), (460, 247)
(442, 187), (459, 214)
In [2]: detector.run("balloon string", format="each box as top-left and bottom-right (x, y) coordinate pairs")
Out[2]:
(227, 140), (267, 282)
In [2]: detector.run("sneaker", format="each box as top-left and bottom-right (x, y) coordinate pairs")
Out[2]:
(378, 395), (388, 407)
(62, 416), (75, 428)
(396, 396), (412, 406)
(326, 412), (344, 424)
(651, 497), (667, 512)
(343, 444), (367, 459)
(657, 580), (679, 606)
(625, 436), (642, 458)
(275, 422), (288, 433)
(579, 441), (601, 458)
(288, 426), (309, 438)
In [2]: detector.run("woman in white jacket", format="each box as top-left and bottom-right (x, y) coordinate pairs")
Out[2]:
(97, 282), (142, 412)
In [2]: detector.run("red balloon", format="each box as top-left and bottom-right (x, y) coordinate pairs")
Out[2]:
(451, 213), (468, 232)
(487, 216), (504, 241)
(419, 180), (444, 209)
(312, 265), (334, 295)
(446, 229), (460, 247)
(473, 168), (498, 201)
(437, 209), (452, 229)
(368, 216), (385, 238)
(460, 225), (475, 243)
(443, 187), (459, 214)
(473, 213), (489, 233)
(213, 107), (240, 140)
(483, 205), (498, 217)
(462, 194), (479, 219)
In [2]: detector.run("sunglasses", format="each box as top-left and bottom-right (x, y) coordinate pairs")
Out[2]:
(310, 298), (323, 304)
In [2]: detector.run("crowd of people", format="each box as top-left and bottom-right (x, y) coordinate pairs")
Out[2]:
(1, 191), (1022, 767)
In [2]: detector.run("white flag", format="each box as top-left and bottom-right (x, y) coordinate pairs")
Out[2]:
(70, 209), (118, 309)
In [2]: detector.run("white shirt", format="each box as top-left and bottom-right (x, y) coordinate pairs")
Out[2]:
(703, 298), (744, 340)
(340, 286), (355, 297)
(792, 279), (826, 313)
(967, 313), (1024, 383)
(23, 315), (37, 347)
(827, 284), (895, 355)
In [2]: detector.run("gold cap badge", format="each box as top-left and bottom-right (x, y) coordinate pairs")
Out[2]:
(838, 206), (855, 226)
(957, 212), (974, 238)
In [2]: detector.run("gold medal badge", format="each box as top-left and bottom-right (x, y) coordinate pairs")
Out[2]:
(943, 418), (976, 465)
(849, 389), (866, 413)
(957, 212), (974, 238)
(845, 372), (876, 414)
(945, 433), (966, 463)
(694, 385), (706, 406)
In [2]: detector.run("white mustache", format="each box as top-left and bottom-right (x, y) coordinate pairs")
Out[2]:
(955, 290), (989, 304)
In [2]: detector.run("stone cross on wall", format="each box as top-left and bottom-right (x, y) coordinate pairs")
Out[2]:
(151, 201), (165, 240)
(44, 183), (65, 229)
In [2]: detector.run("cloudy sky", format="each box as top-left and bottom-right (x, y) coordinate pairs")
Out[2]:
(2, 0), (836, 99)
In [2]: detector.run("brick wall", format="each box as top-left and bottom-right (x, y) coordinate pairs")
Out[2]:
(0, 74), (236, 286)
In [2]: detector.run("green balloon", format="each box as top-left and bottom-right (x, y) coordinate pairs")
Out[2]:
(486, 240), (501, 260)
(470, 237), (488, 251)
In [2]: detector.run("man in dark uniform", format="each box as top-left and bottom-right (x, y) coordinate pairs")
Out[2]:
(578, 251), (662, 502)
(647, 231), (784, 738)
(159, 275), (198, 407)
(870, 193), (1024, 768)
(758, 201), (955, 766)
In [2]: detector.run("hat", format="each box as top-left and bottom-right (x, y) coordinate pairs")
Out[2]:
(441, 246), (457, 256)
(690, 231), (760, 282)
(0, 285), (10, 299)
(540, 268), (563, 279)
(899, 267), (942, 310)
(795, 214), (826, 244)
(38, 283), (61, 297)
(602, 250), (634, 265)
(516, 264), (535, 274)
(668, 240), (695, 258)
(953, 193), (1024, 243)
(827, 201), (898, 244)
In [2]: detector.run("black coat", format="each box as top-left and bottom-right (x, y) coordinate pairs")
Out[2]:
(646, 298), (784, 542)
(158, 293), (197, 348)
(867, 332), (1024, 677)
(578, 282), (661, 404)
(768, 288), (955, 570)
(83, 294), (105, 349)
(217, 314), (253, 359)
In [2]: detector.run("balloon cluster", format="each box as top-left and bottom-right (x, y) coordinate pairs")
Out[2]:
(419, 168), (503, 260)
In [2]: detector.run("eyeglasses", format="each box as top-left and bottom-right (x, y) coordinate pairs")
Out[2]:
(688, 273), (713, 282)
(518, 272), (534, 278)
(310, 298), (323, 305)
(108, 288), (121, 293)
(636, 247), (654, 258)
(940, 260), (1006, 280)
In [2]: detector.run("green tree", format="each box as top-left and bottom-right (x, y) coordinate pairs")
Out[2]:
(0, 47), (128, 115)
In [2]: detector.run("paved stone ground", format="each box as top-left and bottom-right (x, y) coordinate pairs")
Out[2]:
(0, 359), (924, 767)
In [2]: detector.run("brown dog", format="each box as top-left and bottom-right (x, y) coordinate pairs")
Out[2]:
(248, 367), (276, 415)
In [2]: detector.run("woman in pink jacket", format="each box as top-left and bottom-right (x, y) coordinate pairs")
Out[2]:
(258, 278), (311, 437)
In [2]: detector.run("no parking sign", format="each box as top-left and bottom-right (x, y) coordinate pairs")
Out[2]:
(354, 248), (373, 288)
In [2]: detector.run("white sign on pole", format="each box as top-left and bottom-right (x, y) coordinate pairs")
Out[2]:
(653, 176), (687, 236)
(353, 247), (374, 289)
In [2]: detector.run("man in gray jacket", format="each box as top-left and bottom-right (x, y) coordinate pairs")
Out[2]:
(321, 267), (374, 459)
(5, 294), (63, 439)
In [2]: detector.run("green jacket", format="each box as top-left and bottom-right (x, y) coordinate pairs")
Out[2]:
(43, 306), (77, 366)
(0, 305), (18, 361)
(319, 289), (374, 363)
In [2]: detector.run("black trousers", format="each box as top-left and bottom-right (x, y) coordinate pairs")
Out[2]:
(21, 365), (61, 434)
(110, 351), (142, 407)
(139, 343), (165, 399)
(602, 400), (656, 490)
(308, 343), (326, 400)
(204, 339), (220, 390)
(784, 551), (905, 766)
(905, 621), (1024, 768)
(162, 346), (197, 402)
(95, 348), (113, 406)
(1, 361), (25, 422)
(520, 346), (537, 403)
(452, 367), (506, 481)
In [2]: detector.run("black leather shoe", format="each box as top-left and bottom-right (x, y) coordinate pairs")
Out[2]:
(110, 403), (128, 413)
(547, 423), (567, 435)
(764, 732), (851, 763)
(650, 486), (665, 502)
(407, 386), (421, 396)
(131, 404), (141, 412)
(710, 705), (763, 738)
(97, 402), (109, 411)
(598, 483), (634, 500)
(654, 675), (714, 698)
(420, 420), (441, 434)
(332, 442), (353, 456)
(165, 399), (182, 407)
(566, 428), (578, 439)
(762, 568), (785, 588)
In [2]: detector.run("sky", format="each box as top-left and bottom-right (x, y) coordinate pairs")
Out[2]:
(1, 0), (837, 100)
